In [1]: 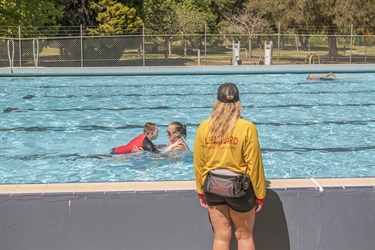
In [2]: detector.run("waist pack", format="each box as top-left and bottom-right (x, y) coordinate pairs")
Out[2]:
(202, 169), (250, 198)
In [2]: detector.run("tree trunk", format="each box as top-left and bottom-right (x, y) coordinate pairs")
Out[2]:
(327, 30), (338, 61)
(248, 38), (252, 58)
(184, 37), (187, 57)
(298, 35), (310, 51)
(164, 37), (170, 58)
(257, 36), (262, 48)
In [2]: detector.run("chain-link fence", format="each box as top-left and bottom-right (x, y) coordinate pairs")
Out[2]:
(1, 32), (374, 68)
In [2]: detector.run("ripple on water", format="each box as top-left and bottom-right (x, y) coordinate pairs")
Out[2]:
(1, 73), (374, 183)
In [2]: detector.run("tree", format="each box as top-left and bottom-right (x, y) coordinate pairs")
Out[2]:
(144, 0), (217, 58)
(143, 0), (179, 58)
(0, 0), (63, 36)
(174, 0), (215, 56)
(245, 0), (375, 61)
(55, 0), (97, 34)
(221, 9), (269, 58)
(245, 0), (317, 51)
(73, 0), (144, 64)
(53, 0), (144, 35)
(210, 0), (248, 22)
(88, 0), (143, 35)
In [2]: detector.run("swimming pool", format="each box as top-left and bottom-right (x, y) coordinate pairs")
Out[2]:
(1, 72), (374, 184)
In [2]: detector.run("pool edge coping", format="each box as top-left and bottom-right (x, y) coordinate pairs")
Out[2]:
(1, 64), (375, 77)
(1, 177), (374, 196)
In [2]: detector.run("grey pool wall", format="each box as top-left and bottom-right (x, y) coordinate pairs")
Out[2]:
(1, 178), (374, 250)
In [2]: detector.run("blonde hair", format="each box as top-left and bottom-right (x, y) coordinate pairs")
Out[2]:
(143, 122), (157, 134)
(208, 100), (242, 142)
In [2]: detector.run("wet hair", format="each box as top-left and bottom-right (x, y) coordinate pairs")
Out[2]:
(169, 121), (187, 139)
(143, 122), (157, 134)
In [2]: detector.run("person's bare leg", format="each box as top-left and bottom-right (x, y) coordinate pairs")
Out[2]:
(230, 207), (256, 250)
(208, 205), (232, 250)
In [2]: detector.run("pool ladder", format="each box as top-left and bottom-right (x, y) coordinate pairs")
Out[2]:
(7, 40), (14, 71)
(7, 38), (39, 70)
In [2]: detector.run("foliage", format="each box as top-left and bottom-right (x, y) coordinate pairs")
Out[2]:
(173, 0), (216, 56)
(1, 0), (374, 64)
(221, 9), (269, 57)
(55, 0), (97, 30)
(1, 0), (374, 37)
(0, 0), (63, 36)
(143, 0), (178, 34)
(333, 0), (375, 32)
(88, 0), (143, 35)
(143, 0), (217, 57)
(81, 0), (144, 62)
(176, 0), (215, 34)
(245, 0), (375, 59)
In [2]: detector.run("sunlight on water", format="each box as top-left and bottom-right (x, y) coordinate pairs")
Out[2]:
(0, 73), (374, 184)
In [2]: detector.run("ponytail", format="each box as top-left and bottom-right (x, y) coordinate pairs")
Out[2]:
(170, 121), (187, 139)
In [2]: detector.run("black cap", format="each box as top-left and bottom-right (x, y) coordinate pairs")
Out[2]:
(217, 83), (240, 103)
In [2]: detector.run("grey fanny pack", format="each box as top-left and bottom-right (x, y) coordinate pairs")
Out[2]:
(202, 168), (250, 198)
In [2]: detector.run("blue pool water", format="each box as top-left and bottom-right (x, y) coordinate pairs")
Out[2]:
(1, 73), (374, 184)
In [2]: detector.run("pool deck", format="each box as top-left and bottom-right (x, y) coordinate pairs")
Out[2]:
(1, 177), (374, 195)
(0, 64), (375, 77)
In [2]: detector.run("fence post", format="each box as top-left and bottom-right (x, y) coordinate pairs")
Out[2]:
(80, 25), (83, 67)
(350, 24), (353, 64)
(277, 22), (280, 65)
(18, 26), (22, 67)
(204, 22), (207, 65)
(143, 23), (145, 67)
(197, 49), (201, 65)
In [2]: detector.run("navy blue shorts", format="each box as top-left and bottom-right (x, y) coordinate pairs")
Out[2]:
(204, 184), (256, 212)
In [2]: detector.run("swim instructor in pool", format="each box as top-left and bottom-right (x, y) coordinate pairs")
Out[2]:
(194, 82), (266, 250)
(165, 121), (189, 151)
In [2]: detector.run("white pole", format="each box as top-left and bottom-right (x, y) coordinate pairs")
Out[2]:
(197, 49), (200, 65)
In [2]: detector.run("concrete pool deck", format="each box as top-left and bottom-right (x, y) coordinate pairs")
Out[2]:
(1, 177), (374, 195)
(1, 64), (375, 77)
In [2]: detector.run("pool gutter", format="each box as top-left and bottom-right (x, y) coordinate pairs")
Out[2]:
(1, 64), (375, 77)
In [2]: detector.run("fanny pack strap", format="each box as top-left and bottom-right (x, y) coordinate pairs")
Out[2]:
(243, 164), (248, 176)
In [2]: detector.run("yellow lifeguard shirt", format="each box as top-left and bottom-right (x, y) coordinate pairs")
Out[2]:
(194, 118), (266, 200)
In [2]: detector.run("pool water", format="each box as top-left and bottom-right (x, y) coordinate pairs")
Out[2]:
(1, 73), (374, 184)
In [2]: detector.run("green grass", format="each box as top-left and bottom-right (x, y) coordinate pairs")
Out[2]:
(37, 43), (375, 66)
(39, 47), (60, 57)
